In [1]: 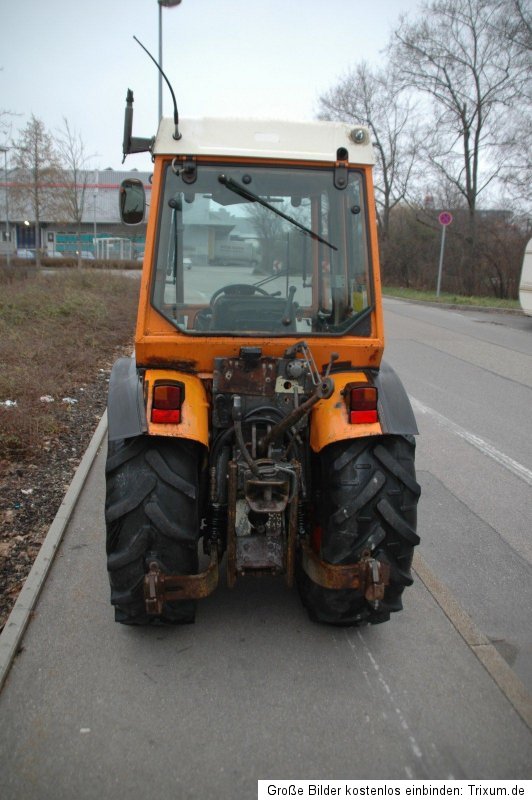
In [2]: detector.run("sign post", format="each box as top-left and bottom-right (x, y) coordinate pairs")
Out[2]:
(436, 211), (453, 297)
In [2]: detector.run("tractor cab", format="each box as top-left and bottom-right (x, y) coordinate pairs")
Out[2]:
(148, 154), (372, 338)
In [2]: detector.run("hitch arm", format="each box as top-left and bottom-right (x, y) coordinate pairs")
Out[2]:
(258, 376), (334, 454)
(300, 541), (390, 606)
(144, 546), (219, 616)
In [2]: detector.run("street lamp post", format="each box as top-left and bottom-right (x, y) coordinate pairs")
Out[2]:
(93, 169), (99, 258)
(158, 0), (182, 121)
(0, 146), (11, 268)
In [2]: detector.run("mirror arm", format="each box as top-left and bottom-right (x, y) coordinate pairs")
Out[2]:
(122, 89), (155, 162)
(129, 136), (155, 155)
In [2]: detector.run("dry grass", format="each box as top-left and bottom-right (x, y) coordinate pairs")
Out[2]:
(382, 286), (520, 309)
(0, 268), (139, 459)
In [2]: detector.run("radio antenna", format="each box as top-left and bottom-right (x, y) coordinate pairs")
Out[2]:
(133, 35), (181, 140)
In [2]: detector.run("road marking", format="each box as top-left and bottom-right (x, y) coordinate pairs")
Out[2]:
(347, 631), (424, 762)
(410, 396), (532, 487)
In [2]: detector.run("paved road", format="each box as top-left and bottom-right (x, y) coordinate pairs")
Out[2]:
(384, 299), (532, 692)
(0, 299), (531, 798)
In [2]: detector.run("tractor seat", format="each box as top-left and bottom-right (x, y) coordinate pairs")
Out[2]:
(210, 294), (295, 332)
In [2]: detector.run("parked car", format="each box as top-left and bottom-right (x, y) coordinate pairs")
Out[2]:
(16, 248), (36, 260)
(519, 238), (532, 316)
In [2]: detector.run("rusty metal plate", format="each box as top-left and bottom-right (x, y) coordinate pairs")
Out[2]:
(236, 530), (284, 572)
(213, 358), (277, 396)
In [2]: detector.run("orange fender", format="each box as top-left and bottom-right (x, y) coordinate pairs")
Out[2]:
(144, 369), (209, 447)
(310, 372), (382, 453)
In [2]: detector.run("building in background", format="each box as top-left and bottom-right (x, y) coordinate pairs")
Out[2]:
(1, 166), (268, 265)
(0, 169), (151, 260)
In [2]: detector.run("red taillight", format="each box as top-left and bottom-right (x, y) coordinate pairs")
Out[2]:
(151, 384), (182, 424)
(349, 386), (378, 424)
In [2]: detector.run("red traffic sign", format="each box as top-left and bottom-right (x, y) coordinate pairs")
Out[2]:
(439, 211), (453, 226)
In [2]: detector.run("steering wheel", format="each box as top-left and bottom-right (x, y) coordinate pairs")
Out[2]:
(210, 283), (271, 306)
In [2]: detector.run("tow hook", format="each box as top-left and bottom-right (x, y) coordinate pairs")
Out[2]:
(144, 545), (219, 615)
(300, 542), (390, 605)
(360, 551), (388, 609)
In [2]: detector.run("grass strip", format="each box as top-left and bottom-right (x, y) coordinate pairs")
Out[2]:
(382, 286), (520, 310)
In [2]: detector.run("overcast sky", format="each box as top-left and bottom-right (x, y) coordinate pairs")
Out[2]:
(1, 0), (421, 171)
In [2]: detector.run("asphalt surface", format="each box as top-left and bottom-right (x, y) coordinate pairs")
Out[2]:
(0, 298), (531, 798)
(384, 299), (532, 692)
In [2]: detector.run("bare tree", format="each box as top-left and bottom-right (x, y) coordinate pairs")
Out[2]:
(318, 62), (419, 243)
(56, 118), (94, 267)
(496, 0), (532, 208)
(11, 115), (62, 268)
(390, 0), (531, 292)
(504, 0), (532, 52)
(246, 203), (287, 273)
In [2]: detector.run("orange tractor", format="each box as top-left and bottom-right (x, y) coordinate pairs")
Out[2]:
(105, 90), (420, 626)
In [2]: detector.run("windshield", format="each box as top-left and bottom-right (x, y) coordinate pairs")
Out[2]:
(151, 162), (373, 336)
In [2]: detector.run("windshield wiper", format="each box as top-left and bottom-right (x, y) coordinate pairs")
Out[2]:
(218, 174), (337, 251)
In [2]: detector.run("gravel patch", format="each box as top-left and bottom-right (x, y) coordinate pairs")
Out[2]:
(0, 370), (110, 631)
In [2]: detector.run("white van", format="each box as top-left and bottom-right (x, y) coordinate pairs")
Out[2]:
(519, 238), (532, 316)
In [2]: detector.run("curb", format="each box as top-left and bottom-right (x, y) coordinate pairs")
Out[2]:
(413, 552), (532, 731)
(0, 412), (108, 693)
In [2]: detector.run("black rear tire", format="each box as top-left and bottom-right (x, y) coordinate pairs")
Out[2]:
(105, 435), (203, 625)
(297, 435), (420, 626)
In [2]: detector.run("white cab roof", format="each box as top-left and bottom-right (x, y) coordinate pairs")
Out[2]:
(153, 117), (375, 165)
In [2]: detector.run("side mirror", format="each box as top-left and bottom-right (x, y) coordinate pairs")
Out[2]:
(119, 178), (145, 225)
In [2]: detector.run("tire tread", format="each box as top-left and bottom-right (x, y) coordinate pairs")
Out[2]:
(105, 435), (203, 625)
(297, 435), (420, 626)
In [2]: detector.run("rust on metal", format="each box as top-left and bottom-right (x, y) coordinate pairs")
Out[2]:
(235, 520), (284, 573)
(213, 358), (277, 396)
(258, 376), (334, 454)
(144, 546), (219, 615)
(244, 473), (290, 513)
(299, 541), (390, 600)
